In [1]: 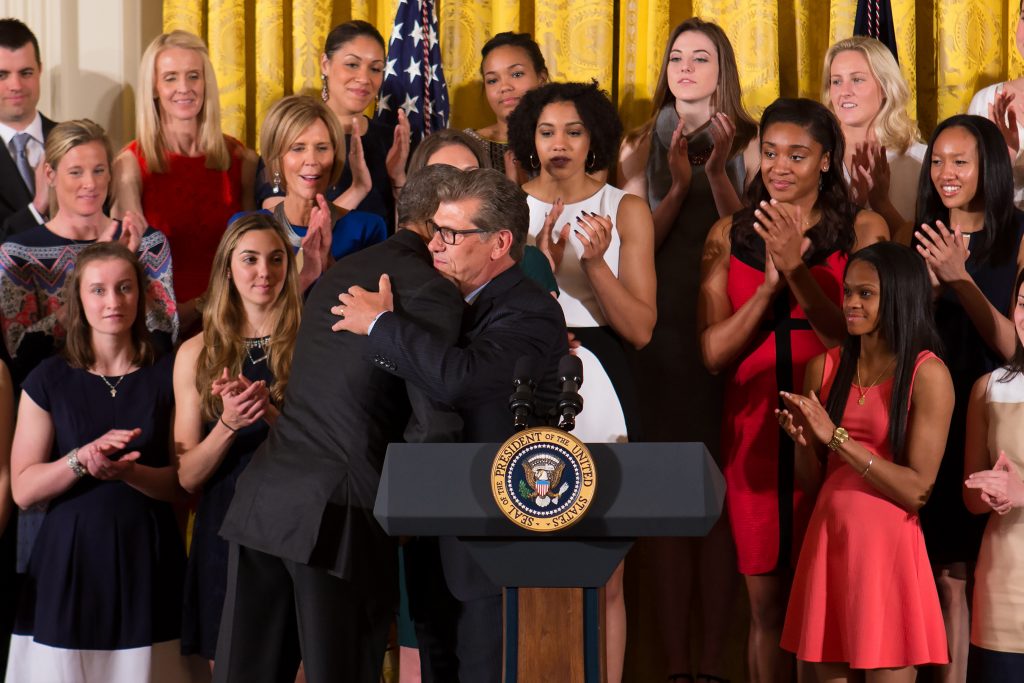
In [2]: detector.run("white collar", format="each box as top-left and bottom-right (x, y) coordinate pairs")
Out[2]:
(0, 111), (43, 146)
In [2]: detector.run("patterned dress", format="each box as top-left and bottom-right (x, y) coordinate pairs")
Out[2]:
(0, 225), (177, 387)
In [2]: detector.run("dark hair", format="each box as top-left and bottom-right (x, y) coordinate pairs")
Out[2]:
(999, 267), (1024, 382)
(507, 81), (623, 173)
(323, 20), (385, 59)
(0, 18), (39, 64)
(407, 128), (490, 177)
(914, 115), (1017, 267)
(435, 168), (529, 261)
(628, 18), (756, 153)
(731, 97), (857, 265)
(824, 243), (942, 464)
(62, 242), (154, 370)
(480, 32), (548, 79)
(398, 164), (463, 227)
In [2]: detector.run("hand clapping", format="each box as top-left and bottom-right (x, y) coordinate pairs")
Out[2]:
(965, 451), (1024, 515)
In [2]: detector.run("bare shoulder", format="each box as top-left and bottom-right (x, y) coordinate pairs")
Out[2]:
(174, 333), (204, 372)
(911, 355), (954, 403)
(113, 149), (142, 180)
(853, 208), (889, 249)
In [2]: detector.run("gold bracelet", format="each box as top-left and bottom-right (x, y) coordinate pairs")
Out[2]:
(861, 457), (874, 478)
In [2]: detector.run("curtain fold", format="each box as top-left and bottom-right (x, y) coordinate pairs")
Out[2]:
(161, 0), (1024, 151)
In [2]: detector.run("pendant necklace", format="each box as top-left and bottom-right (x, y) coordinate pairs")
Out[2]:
(99, 374), (126, 398)
(244, 335), (271, 365)
(855, 356), (896, 405)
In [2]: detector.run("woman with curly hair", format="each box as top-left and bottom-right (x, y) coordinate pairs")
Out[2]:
(699, 97), (887, 682)
(173, 212), (301, 663)
(617, 19), (757, 681)
(822, 36), (925, 242)
(508, 80), (656, 683)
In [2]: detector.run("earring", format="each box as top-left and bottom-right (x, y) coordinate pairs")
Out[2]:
(320, 73), (329, 103)
(528, 153), (540, 170)
(586, 150), (596, 171)
(272, 170), (282, 194)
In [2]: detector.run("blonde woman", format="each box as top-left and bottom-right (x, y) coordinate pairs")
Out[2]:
(114, 30), (257, 330)
(174, 213), (301, 663)
(0, 119), (177, 388)
(260, 95), (386, 283)
(822, 36), (925, 242)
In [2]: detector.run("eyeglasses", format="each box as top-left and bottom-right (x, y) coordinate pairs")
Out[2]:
(429, 222), (489, 245)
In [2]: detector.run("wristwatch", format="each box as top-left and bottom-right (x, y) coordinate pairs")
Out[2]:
(827, 426), (849, 452)
(67, 448), (87, 478)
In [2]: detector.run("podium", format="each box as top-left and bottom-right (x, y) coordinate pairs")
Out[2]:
(374, 441), (724, 682)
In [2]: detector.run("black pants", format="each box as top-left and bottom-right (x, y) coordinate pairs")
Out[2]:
(213, 543), (391, 683)
(405, 538), (502, 683)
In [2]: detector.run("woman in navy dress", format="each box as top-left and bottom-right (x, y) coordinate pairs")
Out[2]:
(6, 242), (201, 682)
(175, 213), (302, 662)
(913, 115), (1024, 681)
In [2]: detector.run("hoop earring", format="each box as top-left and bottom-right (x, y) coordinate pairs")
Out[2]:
(529, 153), (540, 170)
(320, 73), (329, 103)
(586, 150), (596, 171)
(272, 170), (282, 195)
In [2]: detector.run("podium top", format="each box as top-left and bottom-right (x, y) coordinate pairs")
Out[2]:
(374, 441), (724, 538)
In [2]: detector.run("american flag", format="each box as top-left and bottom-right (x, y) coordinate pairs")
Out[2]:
(375, 0), (449, 144)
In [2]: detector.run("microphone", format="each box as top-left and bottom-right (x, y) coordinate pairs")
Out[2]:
(509, 356), (538, 431)
(556, 355), (584, 432)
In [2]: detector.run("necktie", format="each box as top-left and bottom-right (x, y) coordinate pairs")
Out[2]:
(12, 132), (34, 195)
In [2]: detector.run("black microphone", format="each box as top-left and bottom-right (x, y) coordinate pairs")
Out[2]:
(556, 355), (584, 432)
(509, 356), (538, 431)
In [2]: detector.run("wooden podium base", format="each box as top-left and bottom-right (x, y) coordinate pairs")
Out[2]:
(503, 587), (606, 682)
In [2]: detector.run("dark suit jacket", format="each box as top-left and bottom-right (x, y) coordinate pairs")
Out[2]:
(0, 114), (56, 242)
(220, 230), (464, 609)
(369, 263), (568, 600)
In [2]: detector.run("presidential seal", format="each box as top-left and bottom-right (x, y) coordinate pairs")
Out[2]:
(491, 427), (597, 532)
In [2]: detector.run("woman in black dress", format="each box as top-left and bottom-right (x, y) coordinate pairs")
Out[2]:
(7, 242), (199, 682)
(174, 213), (301, 662)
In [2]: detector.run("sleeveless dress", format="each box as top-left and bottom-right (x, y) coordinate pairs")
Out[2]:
(633, 104), (744, 452)
(463, 129), (508, 171)
(968, 368), (1024, 679)
(921, 212), (1024, 565)
(6, 355), (205, 683)
(127, 136), (245, 303)
(781, 348), (948, 668)
(722, 239), (847, 575)
(527, 184), (639, 442)
(181, 349), (274, 660)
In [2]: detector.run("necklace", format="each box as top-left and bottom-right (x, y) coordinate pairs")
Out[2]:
(855, 356), (896, 405)
(99, 374), (126, 398)
(244, 336), (271, 365)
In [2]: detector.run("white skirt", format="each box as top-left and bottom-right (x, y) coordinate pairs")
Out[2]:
(5, 636), (211, 683)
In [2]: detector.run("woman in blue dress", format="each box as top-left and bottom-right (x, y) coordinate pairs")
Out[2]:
(174, 213), (302, 663)
(7, 242), (201, 682)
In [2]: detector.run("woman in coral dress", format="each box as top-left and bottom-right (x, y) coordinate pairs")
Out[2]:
(778, 242), (953, 680)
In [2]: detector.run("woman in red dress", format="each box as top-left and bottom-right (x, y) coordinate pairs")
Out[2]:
(113, 30), (257, 331)
(777, 242), (953, 681)
(699, 97), (887, 682)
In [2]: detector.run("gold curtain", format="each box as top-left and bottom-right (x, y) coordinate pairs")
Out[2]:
(161, 0), (1024, 149)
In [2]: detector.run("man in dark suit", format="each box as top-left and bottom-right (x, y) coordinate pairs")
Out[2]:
(0, 19), (54, 242)
(334, 167), (568, 683)
(213, 165), (465, 683)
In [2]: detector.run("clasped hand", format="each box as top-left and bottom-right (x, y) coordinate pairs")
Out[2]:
(915, 220), (970, 284)
(775, 390), (836, 447)
(331, 273), (393, 335)
(965, 451), (1024, 515)
(213, 368), (270, 431)
(76, 427), (143, 480)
